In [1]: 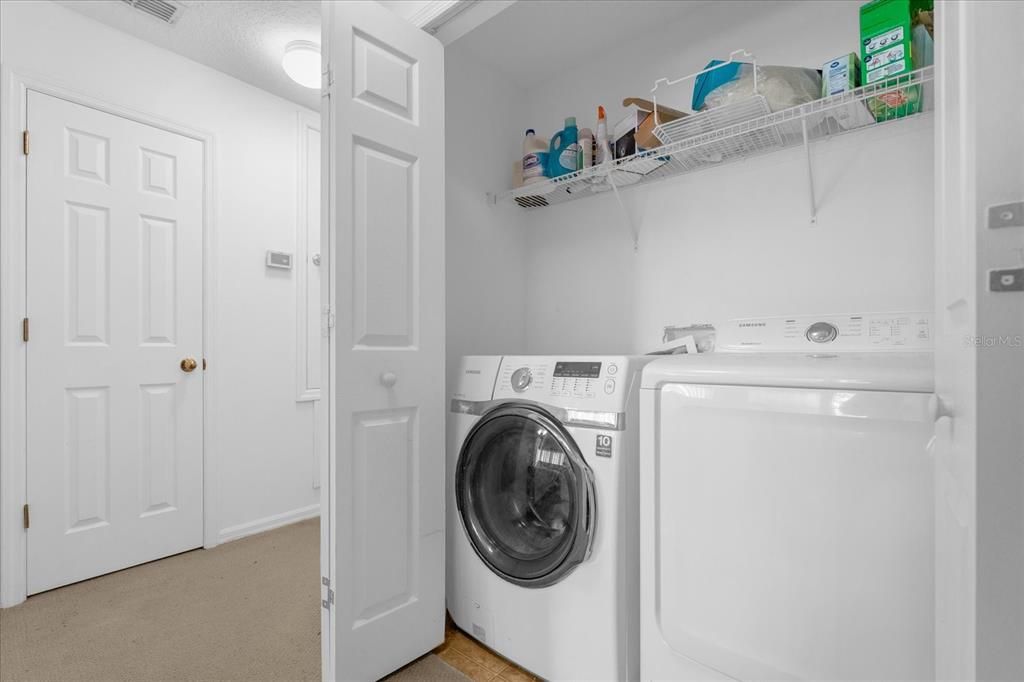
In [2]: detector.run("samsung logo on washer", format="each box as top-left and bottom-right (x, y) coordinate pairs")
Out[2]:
(739, 322), (767, 327)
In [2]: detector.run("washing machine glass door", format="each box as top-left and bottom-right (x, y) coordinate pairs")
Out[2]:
(456, 404), (595, 588)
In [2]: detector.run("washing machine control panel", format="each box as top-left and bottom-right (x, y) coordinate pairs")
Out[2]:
(494, 356), (633, 410)
(510, 367), (533, 392)
(550, 361), (602, 398)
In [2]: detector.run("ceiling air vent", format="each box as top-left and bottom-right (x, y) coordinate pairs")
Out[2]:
(119, 0), (184, 24)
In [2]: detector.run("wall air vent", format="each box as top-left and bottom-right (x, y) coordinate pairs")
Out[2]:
(119, 0), (184, 24)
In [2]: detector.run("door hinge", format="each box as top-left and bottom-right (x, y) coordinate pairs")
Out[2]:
(322, 305), (335, 337)
(22, 318), (29, 342)
(321, 576), (333, 609)
(23, 504), (30, 529)
(22, 130), (29, 155)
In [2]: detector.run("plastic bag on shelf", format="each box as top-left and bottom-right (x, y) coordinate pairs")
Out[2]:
(701, 64), (822, 113)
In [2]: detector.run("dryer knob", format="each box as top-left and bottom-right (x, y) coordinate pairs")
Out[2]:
(806, 321), (838, 344)
(511, 367), (532, 392)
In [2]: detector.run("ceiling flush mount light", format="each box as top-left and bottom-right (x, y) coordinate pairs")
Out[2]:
(282, 40), (321, 89)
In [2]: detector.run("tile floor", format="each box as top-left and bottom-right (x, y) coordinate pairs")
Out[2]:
(434, 618), (539, 682)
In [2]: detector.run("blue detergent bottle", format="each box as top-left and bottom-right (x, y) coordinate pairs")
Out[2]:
(547, 117), (580, 177)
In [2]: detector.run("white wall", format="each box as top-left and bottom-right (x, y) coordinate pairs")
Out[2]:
(515, 0), (934, 353)
(445, 42), (529, 377)
(1, 1), (320, 542)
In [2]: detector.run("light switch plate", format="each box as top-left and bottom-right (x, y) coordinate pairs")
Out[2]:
(266, 251), (292, 269)
(988, 201), (1024, 229)
(989, 267), (1024, 292)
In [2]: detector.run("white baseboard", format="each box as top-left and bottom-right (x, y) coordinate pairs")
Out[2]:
(218, 503), (320, 544)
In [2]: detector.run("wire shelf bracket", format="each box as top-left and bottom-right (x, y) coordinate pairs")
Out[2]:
(802, 118), (817, 224)
(606, 168), (640, 252)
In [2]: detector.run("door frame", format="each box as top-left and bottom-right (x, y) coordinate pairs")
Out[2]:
(0, 68), (218, 608)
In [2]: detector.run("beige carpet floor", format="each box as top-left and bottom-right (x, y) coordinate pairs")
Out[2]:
(1, 519), (322, 681)
(0, 518), (468, 681)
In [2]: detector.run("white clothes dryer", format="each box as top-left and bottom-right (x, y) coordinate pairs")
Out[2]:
(640, 313), (936, 681)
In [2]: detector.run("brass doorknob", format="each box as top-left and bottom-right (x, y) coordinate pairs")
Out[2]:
(180, 357), (198, 373)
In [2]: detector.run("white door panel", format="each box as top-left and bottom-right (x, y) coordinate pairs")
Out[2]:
(933, 6), (977, 675)
(26, 91), (204, 594)
(320, 79), (334, 682)
(324, 1), (445, 679)
(298, 111), (322, 405)
(934, 3), (1024, 679)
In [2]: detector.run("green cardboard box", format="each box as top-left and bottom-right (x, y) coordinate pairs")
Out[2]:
(860, 0), (932, 121)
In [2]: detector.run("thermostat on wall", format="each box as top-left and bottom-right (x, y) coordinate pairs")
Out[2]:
(266, 251), (293, 269)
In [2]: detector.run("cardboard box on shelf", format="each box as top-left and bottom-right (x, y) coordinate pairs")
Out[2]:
(612, 108), (645, 159)
(823, 53), (861, 96)
(615, 98), (687, 157)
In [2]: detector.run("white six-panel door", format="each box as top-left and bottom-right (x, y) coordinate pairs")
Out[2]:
(25, 91), (204, 595)
(324, 1), (445, 679)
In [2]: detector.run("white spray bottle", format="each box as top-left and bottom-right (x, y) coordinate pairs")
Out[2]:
(594, 105), (610, 165)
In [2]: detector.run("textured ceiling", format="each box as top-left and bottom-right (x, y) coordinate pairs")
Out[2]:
(57, 0), (321, 111)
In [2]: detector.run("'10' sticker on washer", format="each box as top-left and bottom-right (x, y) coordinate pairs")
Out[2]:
(596, 434), (613, 458)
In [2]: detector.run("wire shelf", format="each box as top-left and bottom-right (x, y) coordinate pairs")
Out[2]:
(494, 66), (934, 210)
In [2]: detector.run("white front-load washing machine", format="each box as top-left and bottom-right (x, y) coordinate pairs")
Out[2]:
(639, 313), (936, 681)
(448, 355), (651, 681)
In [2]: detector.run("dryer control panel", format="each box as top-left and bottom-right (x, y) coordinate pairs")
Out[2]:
(716, 312), (933, 352)
(494, 356), (641, 411)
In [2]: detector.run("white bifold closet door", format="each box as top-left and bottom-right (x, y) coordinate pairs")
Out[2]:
(25, 91), (204, 595)
(322, 1), (445, 680)
(933, 2), (1024, 680)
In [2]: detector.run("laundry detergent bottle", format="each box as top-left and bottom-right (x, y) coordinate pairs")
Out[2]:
(522, 129), (548, 184)
(547, 117), (580, 177)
